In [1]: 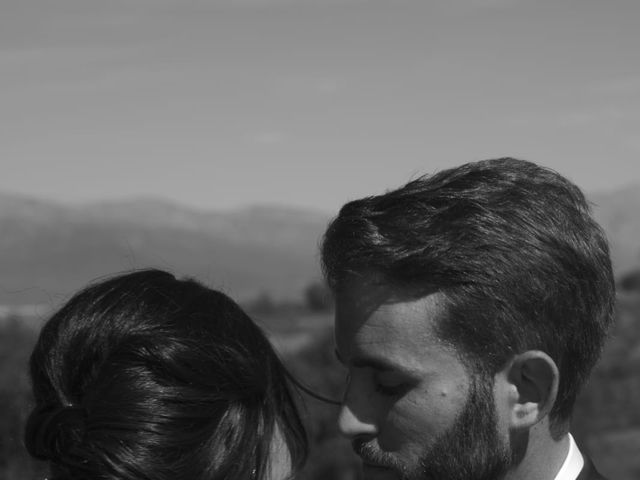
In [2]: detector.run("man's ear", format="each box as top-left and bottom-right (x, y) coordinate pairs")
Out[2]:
(504, 350), (559, 430)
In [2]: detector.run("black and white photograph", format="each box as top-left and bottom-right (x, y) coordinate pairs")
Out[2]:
(1, 1), (639, 479)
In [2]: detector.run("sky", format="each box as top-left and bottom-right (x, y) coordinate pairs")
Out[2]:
(1, 0), (639, 213)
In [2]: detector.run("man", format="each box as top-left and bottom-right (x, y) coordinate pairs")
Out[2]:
(321, 158), (612, 480)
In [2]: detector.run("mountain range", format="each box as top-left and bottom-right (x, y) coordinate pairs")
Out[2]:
(0, 192), (329, 307)
(0, 185), (639, 308)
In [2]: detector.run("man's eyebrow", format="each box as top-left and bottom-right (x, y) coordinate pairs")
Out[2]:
(334, 348), (400, 372)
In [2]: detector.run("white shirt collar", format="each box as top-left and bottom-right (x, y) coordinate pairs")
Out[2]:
(553, 433), (584, 480)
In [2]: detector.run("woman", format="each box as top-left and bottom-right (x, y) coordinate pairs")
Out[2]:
(24, 269), (307, 480)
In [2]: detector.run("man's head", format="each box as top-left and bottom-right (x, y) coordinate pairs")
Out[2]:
(322, 158), (614, 479)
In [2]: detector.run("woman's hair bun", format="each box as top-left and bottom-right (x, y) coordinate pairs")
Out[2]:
(25, 403), (87, 461)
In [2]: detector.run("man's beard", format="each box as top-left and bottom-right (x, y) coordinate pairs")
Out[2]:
(354, 373), (512, 480)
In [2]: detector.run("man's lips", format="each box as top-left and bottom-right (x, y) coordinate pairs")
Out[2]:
(353, 440), (396, 473)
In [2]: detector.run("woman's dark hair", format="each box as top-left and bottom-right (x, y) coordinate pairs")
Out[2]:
(25, 269), (307, 480)
(322, 158), (615, 436)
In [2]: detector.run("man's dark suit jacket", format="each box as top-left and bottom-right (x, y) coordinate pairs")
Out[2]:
(577, 457), (608, 480)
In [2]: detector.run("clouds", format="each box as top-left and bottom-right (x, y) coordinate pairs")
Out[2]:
(1, 0), (640, 211)
(587, 75), (640, 96)
(217, 0), (529, 9)
(251, 131), (289, 145)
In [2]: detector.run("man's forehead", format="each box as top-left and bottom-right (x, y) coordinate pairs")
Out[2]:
(335, 279), (388, 319)
(335, 283), (448, 338)
(335, 275), (442, 318)
(335, 291), (454, 374)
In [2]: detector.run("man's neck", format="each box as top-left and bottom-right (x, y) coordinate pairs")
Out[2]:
(503, 423), (571, 480)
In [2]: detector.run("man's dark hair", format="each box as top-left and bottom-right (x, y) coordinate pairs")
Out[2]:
(25, 269), (307, 480)
(321, 158), (615, 432)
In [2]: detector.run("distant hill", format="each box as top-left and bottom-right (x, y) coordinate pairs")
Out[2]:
(590, 185), (640, 274)
(0, 185), (638, 308)
(0, 193), (330, 307)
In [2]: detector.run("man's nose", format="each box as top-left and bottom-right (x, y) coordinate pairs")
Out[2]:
(338, 402), (378, 439)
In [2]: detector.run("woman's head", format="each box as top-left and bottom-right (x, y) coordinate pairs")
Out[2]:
(25, 269), (307, 480)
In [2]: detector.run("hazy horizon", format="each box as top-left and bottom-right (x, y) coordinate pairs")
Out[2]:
(1, 176), (639, 217)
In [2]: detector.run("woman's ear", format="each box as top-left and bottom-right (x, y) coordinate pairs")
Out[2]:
(504, 350), (559, 430)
